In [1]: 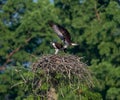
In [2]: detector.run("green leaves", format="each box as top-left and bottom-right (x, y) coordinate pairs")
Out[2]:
(0, 0), (120, 99)
(91, 61), (120, 99)
(98, 42), (111, 56)
(0, 0), (59, 65)
(106, 87), (120, 100)
(0, 85), (7, 93)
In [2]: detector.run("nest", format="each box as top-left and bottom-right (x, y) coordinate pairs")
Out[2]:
(32, 54), (94, 88)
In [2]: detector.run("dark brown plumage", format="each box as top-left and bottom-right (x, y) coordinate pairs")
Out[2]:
(48, 21), (78, 48)
(50, 42), (66, 54)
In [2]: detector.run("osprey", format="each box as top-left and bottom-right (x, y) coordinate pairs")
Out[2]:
(50, 42), (66, 54)
(48, 21), (78, 48)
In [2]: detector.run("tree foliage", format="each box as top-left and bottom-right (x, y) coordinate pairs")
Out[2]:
(0, 0), (120, 99)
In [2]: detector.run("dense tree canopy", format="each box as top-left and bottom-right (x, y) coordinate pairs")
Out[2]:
(0, 0), (120, 99)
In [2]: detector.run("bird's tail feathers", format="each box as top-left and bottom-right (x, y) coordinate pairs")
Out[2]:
(71, 43), (78, 46)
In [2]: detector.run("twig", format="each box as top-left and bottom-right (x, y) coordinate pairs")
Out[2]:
(94, 3), (100, 21)
(11, 81), (25, 89)
(1, 36), (33, 70)
(32, 54), (94, 88)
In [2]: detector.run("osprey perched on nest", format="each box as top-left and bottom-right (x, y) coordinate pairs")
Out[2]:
(48, 21), (78, 49)
(50, 42), (66, 54)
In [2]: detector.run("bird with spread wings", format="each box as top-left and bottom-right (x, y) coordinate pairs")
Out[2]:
(48, 21), (78, 54)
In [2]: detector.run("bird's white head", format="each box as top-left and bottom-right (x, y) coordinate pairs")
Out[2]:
(50, 42), (55, 47)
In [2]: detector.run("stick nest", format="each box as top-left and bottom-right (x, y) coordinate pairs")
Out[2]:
(32, 54), (94, 88)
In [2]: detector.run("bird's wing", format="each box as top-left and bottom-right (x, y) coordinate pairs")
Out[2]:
(57, 24), (72, 43)
(51, 24), (64, 40)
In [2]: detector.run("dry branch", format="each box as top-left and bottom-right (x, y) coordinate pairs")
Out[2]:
(94, 3), (100, 21)
(0, 36), (33, 70)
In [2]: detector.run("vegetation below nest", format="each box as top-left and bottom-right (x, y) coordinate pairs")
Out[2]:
(0, 54), (98, 100)
(0, 0), (120, 100)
